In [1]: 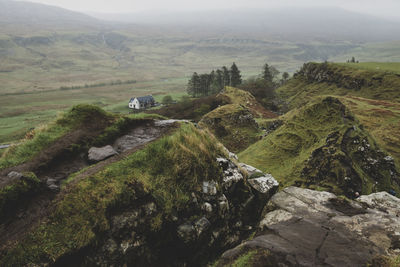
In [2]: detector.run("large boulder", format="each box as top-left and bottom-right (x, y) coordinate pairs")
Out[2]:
(218, 187), (400, 267)
(88, 145), (118, 162)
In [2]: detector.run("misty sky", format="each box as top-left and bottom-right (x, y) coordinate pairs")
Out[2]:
(20, 0), (400, 19)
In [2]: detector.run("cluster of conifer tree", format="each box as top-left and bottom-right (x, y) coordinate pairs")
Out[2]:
(187, 62), (242, 97)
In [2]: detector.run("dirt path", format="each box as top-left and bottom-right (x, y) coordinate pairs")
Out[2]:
(0, 120), (179, 252)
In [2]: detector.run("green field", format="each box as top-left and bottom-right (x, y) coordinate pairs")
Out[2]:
(1, 23), (400, 144)
(0, 77), (187, 144)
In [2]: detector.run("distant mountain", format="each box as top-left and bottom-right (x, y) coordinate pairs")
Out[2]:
(0, 0), (102, 32)
(92, 7), (400, 42)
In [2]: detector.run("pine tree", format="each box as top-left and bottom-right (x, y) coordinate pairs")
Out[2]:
(222, 66), (230, 88)
(199, 74), (211, 96)
(230, 62), (242, 87)
(187, 72), (201, 97)
(262, 63), (273, 82)
(187, 73), (195, 97)
(209, 69), (223, 94)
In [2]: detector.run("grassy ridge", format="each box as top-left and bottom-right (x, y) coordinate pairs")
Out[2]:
(239, 97), (349, 186)
(277, 62), (400, 109)
(0, 105), (113, 170)
(276, 62), (400, 167)
(239, 97), (399, 196)
(0, 123), (225, 266)
(0, 105), (166, 171)
(336, 62), (400, 74)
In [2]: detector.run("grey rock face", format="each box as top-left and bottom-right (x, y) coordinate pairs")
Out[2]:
(221, 187), (400, 267)
(85, 155), (276, 267)
(247, 175), (279, 194)
(88, 145), (118, 162)
(238, 163), (262, 176)
(7, 171), (23, 182)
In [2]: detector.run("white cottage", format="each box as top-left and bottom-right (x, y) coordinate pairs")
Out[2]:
(128, 95), (155, 109)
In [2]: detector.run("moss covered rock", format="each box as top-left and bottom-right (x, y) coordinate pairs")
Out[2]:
(199, 104), (261, 153)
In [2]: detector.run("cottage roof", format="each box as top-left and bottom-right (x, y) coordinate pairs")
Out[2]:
(130, 95), (154, 103)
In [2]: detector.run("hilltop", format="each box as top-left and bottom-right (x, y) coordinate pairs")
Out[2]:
(0, 0), (101, 32)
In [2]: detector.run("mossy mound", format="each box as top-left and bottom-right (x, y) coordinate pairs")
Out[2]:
(0, 104), (114, 170)
(239, 97), (399, 197)
(220, 87), (277, 119)
(199, 104), (262, 153)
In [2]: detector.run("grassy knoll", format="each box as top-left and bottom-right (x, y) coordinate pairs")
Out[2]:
(239, 97), (399, 196)
(0, 123), (225, 266)
(0, 105), (113, 170)
(276, 62), (400, 167)
(277, 62), (400, 110)
(199, 104), (262, 153)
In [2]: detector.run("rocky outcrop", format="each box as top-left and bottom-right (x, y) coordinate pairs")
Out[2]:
(79, 157), (278, 266)
(113, 120), (179, 153)
(218, 187), (400, 267)
(88, 145), (118, 162)
(296, 62), (367, 90)
(301, 122), (400, 198)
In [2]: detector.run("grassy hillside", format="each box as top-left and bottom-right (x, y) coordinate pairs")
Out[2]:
(276, 62), (400, 167)
(239, 97), (399, 197)
(196, 87), (277, 152)
(277, 62), (400, 109)
(0, 122), (226, 266)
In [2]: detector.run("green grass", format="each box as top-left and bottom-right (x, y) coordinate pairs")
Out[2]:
(336, 62), (400, 74)
(0, 103), (167, 171)
(239, 96), (399, 196)
(199, 103), (262, 152)
(0, 104), (113, 170)
(240, 97), (347, 186)
(276, 62), (400, 167)
(231, 250), (258, 267)
(277, 62), (400, 110)
(0, 123), (226, 266)
(339, 96), (400, 167)
(1, 31), (398, 145)
(0, 78), (187, 144)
